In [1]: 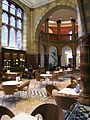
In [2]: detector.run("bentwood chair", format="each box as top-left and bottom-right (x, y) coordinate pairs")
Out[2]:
(66, 83), (77, 88)
(49, 73), (59, 84)
(18, 80), (30, 97)
(31, 103), (65, 120)
(45, 84), (59, 98)
(2, 85), (18, 106)
(70, 76), (77, 84)
(34, 71), (44, 88)
(53, 95), (77, 111)
(0, 106), (15, 119)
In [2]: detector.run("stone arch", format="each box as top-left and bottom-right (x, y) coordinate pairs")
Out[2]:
(35, 3), (77, 41)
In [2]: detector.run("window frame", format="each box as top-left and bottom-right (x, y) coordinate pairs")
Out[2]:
(2, 0), (24, 49)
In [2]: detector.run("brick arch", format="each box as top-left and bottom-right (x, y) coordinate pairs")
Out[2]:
(35, 2), (77, 41)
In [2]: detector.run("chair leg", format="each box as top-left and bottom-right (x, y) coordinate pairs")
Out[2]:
(2, 96), (5, 106)
(12, 95), (16, 107)
(27, 90), (29, 98)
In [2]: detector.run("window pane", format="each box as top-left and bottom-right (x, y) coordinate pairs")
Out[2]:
(2, 0), (8, 11)
(1, 26), (8, 46)
(10, 16), (15, 27)
(2, 12), (8, 24)
(17, 19), (22, 29)
(17, 8), (22, 18)
(10, 4), (15, 15)
(2, 0), (24, 49)
(9, 28), (16, 48)
(17, 30), (22, 49)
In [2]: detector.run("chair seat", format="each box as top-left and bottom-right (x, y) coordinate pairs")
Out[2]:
(31, 103), (65, 120)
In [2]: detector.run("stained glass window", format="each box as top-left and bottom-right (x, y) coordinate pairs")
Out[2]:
(10, 16), (15, 27)
(2, 13), (8, 24)
(10, 4), (15, 15)
(17, 30), (22, 49)
(17, 8), (22, 18)
(2, 0), (8, 11)
(1, 26), (8, 46)
(2, 0), (23, 49)
(9, 28), (15, 48)
(17, 19), (22, 29)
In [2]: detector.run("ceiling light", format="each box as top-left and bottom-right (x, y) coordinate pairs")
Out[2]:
(70, 16), (73, 19)
(60, 17), (62, 20)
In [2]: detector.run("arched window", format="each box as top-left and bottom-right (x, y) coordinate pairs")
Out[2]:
(2, 0), (24, 49)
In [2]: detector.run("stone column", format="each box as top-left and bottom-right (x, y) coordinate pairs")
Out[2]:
(79, 33), (90, 105)
(45, 18), (49, 33)
(57, 19), (61, 40)
(0, 1), (2, 71)
(45, 18), (49, 41)
(58, 55), (62, 67)
(72, 48), (76, 68)
(72, 55), (76, 68)
(71, 18), (76, 40)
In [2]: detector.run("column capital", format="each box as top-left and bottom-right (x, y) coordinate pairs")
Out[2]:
(57, 20), (61, 24)
(79, 33), (90, 46)
(71, 18), (76, 22)
(46, 18), (49, 21)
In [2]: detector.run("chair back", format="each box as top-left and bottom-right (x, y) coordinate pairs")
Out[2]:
(46, 84), (59, 97)
(31, 103), (64, 120)
(0, 106), (15, 119)
(54, 95), (77, 111)
(35, 72), (44, 81)
(35, 72), (41, 81)
(18, 80), (30, 90)
(2, 85), (17, 95)
(70, 76), (77, 84)
(67, 83), (77, 88)
(50, 73), (59, 81)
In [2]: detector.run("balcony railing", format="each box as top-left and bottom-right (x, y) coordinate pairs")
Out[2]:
(39, 33), (78, 41)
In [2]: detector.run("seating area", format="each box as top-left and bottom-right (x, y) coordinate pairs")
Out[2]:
(0, 80), (30, 106)
(0, 69), (90, 120)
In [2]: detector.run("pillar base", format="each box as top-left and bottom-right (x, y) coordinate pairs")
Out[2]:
(79, 93), (90, 106)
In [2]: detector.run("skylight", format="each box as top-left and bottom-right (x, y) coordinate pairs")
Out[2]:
(19, 0), (55, 8)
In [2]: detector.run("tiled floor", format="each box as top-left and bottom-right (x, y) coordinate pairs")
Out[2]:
(0, 77), (90, 120)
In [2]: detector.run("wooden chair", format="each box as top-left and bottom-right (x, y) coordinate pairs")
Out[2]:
(0, 106), (15, 119)
(66, 83), (77, 88)
(58, 71), (64, 79)
(49, 73), (59, 84)
(0, 71), (12, 81)
(2, 85), (18, 106)
(70, 76), (77, 84)
(31, 103), (65, 120)
(18, 80), (30, 97)
(53, 95), (77, 111)
(45, 84), (59, 98)
(34, 71), (44, 88)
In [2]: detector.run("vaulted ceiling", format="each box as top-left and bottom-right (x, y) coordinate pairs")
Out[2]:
(19, 0), (77, 26)
(19, 0), (55, 8)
